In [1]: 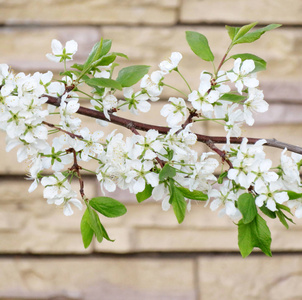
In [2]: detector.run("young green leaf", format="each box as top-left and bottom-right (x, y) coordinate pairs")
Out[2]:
(260, 205), (276, 219)
(116, 65), (150, 87)
(238, 193), (257, 224)
(93, 53), (117, 67)
(230, 53), (267, 72)
(219, 93), (246, 103)
(287, 191), (302, 200)
(238, 214), (272, 258)
(99, 222), (114, 242)
(86, 205), (104, 243)
(80, 208), (94, 248)
(232, 22), (258, 44)
(169, 180), (187, 224)
(85, 77), (123, 91)
(112, 52), (129, 59)
(84, 39), (104, 70)
(176, 186), (208, 201)
(159, 164), (177, 181)
(234, 24), (281, 44)
(225, 25), (240, 40)
(136, 184), (153, 203)
(89, 197), (127, 218)
(185, 31), (214, 62)
(276, 210), (289, 229)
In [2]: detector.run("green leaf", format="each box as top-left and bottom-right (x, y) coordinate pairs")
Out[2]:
(159, 164), (177, 181)
(230, 53), (267, 72)
(99, 39), (112, 57)
(112, 52), (129, 59)
(185, 31), (214, 62)
(260, 205), (276, 219)
(225, 25), (240, 40)
(136, 184), (153, 203)
(84, 39), (104, 70)
(176, 186), (208, 201)
(85, 77), (123, 91)
(86, 205), (103, 243)
(80, 208), (94, 248)
(93, 54), (117, 67)
(99, 222), (114, 242)
(233, 22), (258, 43)
(116, 65), (150, 87)
(71, 63), (84, 71)
(276, 203), (292, 214)
(287, 190), (302, 200)
(238, 193), (257, 224)
(83, 39), (112, 71)
(170, 181), (187, 224)
(89, 197), (127, 218)
(238, 214), (272, 258)
(219, 93), (246, 103)
(234, 24), (281, 44)
(276, 210), (289, 229)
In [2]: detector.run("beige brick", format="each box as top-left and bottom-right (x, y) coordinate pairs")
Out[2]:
(0, 179), (97, 253)
(0, 257), (196, 300)
(0, 0), (178, 25)
(181, 0), (302, 24)
(198, 255), (302, 300)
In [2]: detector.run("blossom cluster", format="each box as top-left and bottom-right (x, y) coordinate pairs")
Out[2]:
(0, 25), (301, 255)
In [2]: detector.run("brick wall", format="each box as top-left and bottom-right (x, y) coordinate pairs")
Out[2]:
(1, 1), (302, 299)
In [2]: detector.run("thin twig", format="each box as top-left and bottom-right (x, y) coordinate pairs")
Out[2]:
(42, 121), (83, 140)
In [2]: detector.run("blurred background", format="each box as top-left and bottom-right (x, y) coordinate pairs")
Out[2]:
(1, 0), (302, 299)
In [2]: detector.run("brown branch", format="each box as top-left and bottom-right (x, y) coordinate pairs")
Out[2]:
(205, 139), (233, 168)
(45, 95), (302, 155)
(66, 147), (86, 200)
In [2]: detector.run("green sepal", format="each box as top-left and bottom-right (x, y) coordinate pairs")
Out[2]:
(217, 171), (228, 184)
(85, 77), (123, 91)
(116, 65), (150, 87)
(185, 31), (214, 62)
(89, 196), (127, 218)
(238, 214), (272, 258)
(176, 186), (208, 201)
(159, 164), (176, 181)
(237, 193), (257, 224)
(80, 208), (94, 248)
(136, 184), (153, 203)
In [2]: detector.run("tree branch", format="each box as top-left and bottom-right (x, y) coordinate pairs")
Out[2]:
(45, 95), (302, 155)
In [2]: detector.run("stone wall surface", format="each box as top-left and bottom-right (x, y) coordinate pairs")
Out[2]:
(0, 0), (302, 299)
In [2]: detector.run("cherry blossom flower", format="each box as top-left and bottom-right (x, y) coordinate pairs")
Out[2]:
(227, 58), (259, 94)
(159, 52), (182, 74)
(46, 39), (78, 63)
(160, 97), (187, 127)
